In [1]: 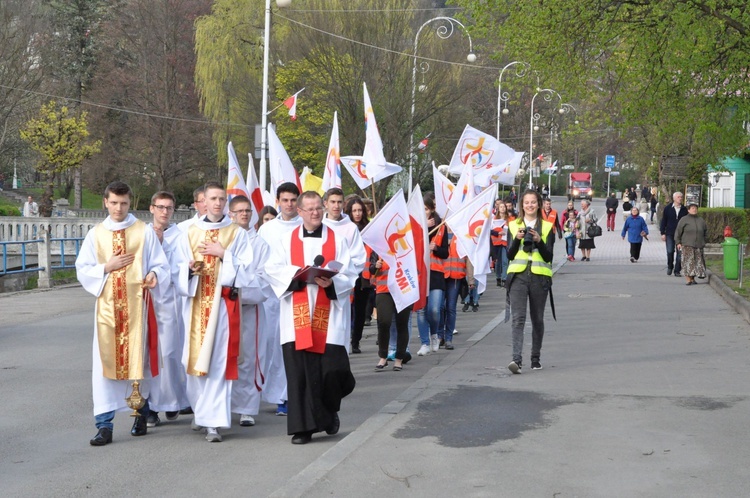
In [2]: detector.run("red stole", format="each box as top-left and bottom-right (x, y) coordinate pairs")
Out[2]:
(290, 226), (336, 354)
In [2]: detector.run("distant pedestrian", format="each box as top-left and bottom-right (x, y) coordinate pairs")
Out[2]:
(562, 209), (580, 261)
(23, 196), (39, 217)
(675, 203), (708, 285)
(659, 192), (688, 277)
(577, 199), (598, 262)
(621, 207), (649, 262)
(650, 191), (658, 224)
(605, 192), (618, 231)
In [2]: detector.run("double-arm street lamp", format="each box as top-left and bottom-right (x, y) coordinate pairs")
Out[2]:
(528, 88), (563, 189)
(496, 61), (531, 140)
(410, 16), (475, 190)
(259, 0), (291, 191)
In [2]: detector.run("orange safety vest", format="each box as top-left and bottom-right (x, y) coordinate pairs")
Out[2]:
(429, 225), (446, 273)
(362, 244), (373, 280)
(542, 209), (558, 233)
(443, 236), (466, 280)
(374, 260), (390, 294)
(491, 218), (509, 246)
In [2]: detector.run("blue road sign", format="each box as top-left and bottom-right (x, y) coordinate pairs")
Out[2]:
(605, 155), (615, 168)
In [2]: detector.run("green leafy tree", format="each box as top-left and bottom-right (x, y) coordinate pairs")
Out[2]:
(20, 101), (102, 216)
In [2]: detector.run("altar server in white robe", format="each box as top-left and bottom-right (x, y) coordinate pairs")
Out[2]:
(146, 191), (190, 424)
(76, 181), (171, 446)
(172, 182), (254, 443)
(227, 195), (273, 427)
(256, 182), (302, 415)
(264, 191), (357, 445)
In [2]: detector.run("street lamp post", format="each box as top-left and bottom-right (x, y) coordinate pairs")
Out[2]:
(259, 0), (291, 192)
(496, 61), (530, 140)
(410, 17), (475, 192)
(528, 88), (562, 189)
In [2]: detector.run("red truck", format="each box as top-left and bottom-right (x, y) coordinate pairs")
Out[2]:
(568, 172), (593, 200)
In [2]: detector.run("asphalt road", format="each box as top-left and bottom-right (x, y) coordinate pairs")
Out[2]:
(2, 196), (749, 497)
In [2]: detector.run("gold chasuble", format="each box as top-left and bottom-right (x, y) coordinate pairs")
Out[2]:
(94, 220), (147, 380)
(186, 223), (240, 376)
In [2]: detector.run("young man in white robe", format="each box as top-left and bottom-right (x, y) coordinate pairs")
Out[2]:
(145, 191), (190, 426)
(227, 195), (273, 427)
(177, 186), (206, 232)
(256, 182), (302, 416)
(265, 191), (357, 445)
(172, 182), (255, 443)
(76, 181), (171, 446)
(322, 188), (366, 353)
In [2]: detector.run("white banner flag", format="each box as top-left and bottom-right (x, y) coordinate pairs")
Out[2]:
(447, 161), (476, 216)
(433, 163), (455, 220)
(341, 156), (402, 191)
(448, 124), (517, 186)
(445, 183), (498, 294)
(268, 125), (302, 197)
(226, 142), (258, 226)
(489, 151), (525, 186)
(360, 189), (419, 312)
(322, 111), (342, 191)
(362, 82), (388, 180)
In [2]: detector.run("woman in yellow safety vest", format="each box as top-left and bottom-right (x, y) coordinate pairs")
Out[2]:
(505, 190), (554, 374)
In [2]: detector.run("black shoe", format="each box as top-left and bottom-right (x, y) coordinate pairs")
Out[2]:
(472, 305), (479, 312)
(462, 303), (470, 312)
(178, 407), (194, 415)
(402, 351), (412, 364)
(291, 432), (312, 445)
(351, 344), (361, 354)
(146, 413), (160, 428)
(165, 411), (179, 421)
(364, 319), (372, 327)
(325, 413), (340, 435)
(674, 272), (682, 277)
(500, 280), (506, 287)
(439, 339), (446, 348)
(531, 360), (543, 370)
(131, 415), (147, 436)
(667, 268), (673, 275)
(496, 279), (503, 287)
(90, 427), (113, 446)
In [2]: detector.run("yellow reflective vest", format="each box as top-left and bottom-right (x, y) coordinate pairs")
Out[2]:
(507, 220), (553, 276)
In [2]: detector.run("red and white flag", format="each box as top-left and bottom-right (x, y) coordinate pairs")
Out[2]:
(360, 189), (419, 312)
(267, 125), (302, 197)
(417, 134), (431, 153)
(448, 124), (517, 187)
(407, 185), (429, 311)
(246, 153), (265, 220)
(322, 112), (342, 191)
(433, 163), (455, 219)
(282, 88), (304, 121)
(445, 183), (498, 294)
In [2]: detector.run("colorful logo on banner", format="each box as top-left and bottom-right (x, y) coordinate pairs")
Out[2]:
(325, 149), (341, 182)
(461, 137), (494, 170)
(354, 159), (368, 179)
(227, 175), (248, 199)
(386, 214), (413, 258)
(465, 204), (491, 244)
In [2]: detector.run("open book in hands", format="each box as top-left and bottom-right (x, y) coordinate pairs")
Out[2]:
(292, 260), (343, 284)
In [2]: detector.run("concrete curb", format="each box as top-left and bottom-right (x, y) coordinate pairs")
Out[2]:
(707, 269), (750, 325)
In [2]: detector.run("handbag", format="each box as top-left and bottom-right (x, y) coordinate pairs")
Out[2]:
(587, 221), (602, 238)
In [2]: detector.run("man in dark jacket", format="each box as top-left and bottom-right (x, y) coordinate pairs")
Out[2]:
(605, 192), (619, 231)
(659, 191), (688, 276)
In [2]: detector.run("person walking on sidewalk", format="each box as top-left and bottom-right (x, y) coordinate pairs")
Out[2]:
(506, 190), (554, 374)
(605, 192), (618, 231)
(660, 191), (688, 276)
(577, 199), (598, 261)
(675, 203), (708, 285)
(621, 207), (649, 262)
(562, 208), (580, 261)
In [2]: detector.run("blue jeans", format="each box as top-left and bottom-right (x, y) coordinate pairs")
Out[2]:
(95, 399), (150, 430)
(440, 279), (461, 341)
(388, 312), (412, 353)
(565, 235), (576, 257)
(417, 289), (444, 345)
(665, 234), (682, 272)
(493, 245), (508, 280)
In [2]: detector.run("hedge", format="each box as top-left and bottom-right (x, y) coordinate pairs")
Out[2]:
(697, 207), (750, 243)
(0, 205), (21, 216)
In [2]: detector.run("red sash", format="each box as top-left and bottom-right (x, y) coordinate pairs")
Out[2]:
(221, 287), (242, 380)
(290, 227), (336, 354)
(143, 289), (159, 378)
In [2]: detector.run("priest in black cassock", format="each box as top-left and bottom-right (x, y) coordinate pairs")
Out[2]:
(264, 191), (357, 444)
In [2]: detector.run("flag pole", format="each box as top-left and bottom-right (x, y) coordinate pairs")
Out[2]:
(370, 182), (378, 214)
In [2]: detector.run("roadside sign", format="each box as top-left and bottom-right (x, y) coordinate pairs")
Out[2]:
(605, 155), (615, 168)
(610, 172), (620, 176)
(604, 167), (611, 173)
(562, 165), (575, 170)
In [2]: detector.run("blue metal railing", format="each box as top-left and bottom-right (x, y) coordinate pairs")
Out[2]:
(0, 239), (43, 276)
(51, 237), (83, 270)
(0, 237), (83, 276)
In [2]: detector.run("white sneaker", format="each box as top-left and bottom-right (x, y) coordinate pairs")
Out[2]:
(239, 414), (256, 427)
(430, 334), (440, 352)
(417, 344), (431, 356)
(206, 427), (222, 442)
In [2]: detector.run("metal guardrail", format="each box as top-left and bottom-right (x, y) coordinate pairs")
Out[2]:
(51, 237), (83, 270)
(0, 239), (43, 276)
